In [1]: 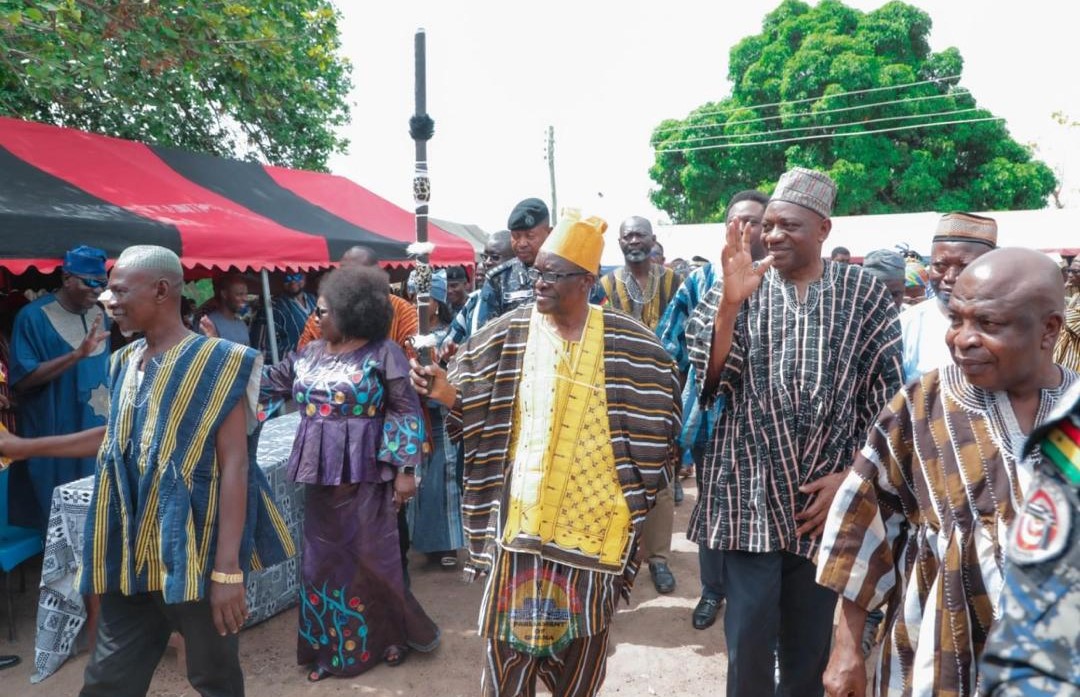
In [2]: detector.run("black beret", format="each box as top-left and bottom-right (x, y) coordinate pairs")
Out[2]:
(507, 198), (550, 231)
(445, 265), (467, 282)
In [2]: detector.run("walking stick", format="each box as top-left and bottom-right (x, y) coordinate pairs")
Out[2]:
(408, 28), (436, 365)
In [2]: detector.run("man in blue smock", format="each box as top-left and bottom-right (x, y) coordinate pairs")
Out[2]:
(8, 245), (110, 530)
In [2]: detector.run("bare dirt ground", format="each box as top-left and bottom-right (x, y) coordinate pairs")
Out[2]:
(5, 481), (729, 696)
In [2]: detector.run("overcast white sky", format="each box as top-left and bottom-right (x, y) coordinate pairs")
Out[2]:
(327, 0), (1080, 234)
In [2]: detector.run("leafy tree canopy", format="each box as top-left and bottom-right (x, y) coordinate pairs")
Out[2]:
(649, 0), (1056, 223)
(0, 0), (352, 171)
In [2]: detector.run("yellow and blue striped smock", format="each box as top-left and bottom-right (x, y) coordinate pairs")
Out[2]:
(79, 334), (295, 604)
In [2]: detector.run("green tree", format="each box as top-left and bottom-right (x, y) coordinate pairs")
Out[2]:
(649, 0), (1056, 223)
(0, 0), (352, 171)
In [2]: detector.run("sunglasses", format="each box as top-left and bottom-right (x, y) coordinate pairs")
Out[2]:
(75, 275), (108, 290)
(284, 273), (304, 283)
(315, 306), (330, 318)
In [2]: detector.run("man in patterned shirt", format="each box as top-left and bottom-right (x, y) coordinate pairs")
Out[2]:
(818, 248), (1076, 697)
(685, 168), (904, 697)
(655, 188), (769, 629)
(410, 211), (680, 697)
(0, 245), (294, 697)
(599, 215), (685, 594)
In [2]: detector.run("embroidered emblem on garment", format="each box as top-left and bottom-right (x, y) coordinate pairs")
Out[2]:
(1010, 483), (1071, 565)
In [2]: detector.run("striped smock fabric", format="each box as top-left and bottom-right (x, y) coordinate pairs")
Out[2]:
(446, 305), (680, 594)
(79, 334), (295, 603)
(817, 365), (1079, 697)
(1052, 294), (1080, 372)
(598, 266), (684, 331)
(685, 260), (904, 559)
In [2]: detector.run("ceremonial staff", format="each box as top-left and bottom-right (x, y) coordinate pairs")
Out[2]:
(408, 28), (436, 364)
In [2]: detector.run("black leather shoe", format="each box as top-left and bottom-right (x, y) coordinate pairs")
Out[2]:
(692, 597), (723, 630)
(0, 655), (20, 671)
(649, 560), (676, 594)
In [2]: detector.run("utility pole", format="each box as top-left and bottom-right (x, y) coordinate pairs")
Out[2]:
(545, 125), (558, 223)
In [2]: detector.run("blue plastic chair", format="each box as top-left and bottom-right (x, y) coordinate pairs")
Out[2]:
(0, 467), (44, 640)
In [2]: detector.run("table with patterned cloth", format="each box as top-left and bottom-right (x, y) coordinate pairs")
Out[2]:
(31, 412), (304, 683)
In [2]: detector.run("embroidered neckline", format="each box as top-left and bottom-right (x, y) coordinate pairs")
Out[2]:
(766, 259), (838, 316)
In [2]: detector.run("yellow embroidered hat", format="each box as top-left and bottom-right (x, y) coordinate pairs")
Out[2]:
(539, 208), (607, 273)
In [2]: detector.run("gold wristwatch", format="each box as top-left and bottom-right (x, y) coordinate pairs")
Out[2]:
(210, 570), (244, 584)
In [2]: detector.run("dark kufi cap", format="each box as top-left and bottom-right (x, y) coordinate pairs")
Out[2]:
(862, 249), (906, 284)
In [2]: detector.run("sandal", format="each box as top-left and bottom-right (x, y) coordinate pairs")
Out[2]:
(440, 553), (458, 568)
(383, 645), (409, 667)
(307, 665), (334, 682)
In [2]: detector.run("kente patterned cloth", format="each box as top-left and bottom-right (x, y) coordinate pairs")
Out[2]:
(79, 334), (295, 603)
(260, 339), (423, 484)
(598, 266), (683, 331)
(817, 365), (1079, 697)
(686, 260), (904, 560)
(1053, 294), (1080, 373)
(501, 306), (632, 571)
(297, 294), (419, 359)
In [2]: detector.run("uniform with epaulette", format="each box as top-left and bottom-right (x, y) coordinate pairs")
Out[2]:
(473, 198), (550, 330)
(980, 381), (1080, 696)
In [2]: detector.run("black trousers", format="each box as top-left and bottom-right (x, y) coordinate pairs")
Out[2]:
(722, 550), (836, 697)
(80, 592), (243, 697)
(693, 445), (725, 601)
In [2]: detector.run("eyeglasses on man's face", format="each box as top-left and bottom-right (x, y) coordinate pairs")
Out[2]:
(315, 306), (330, 318)
(527, 268), (589, 284)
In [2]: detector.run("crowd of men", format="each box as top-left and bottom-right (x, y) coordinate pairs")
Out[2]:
(1, 166), (1079, 697)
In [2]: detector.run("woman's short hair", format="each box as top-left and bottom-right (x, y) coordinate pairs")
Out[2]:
(319, 266), (392, 341)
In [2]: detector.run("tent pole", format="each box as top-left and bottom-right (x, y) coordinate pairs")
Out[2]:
(260, 269), (280, 365)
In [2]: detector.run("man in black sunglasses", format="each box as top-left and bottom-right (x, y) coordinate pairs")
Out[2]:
(7, 245), (111, 531)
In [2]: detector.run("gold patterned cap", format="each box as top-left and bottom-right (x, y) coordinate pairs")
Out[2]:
(539, 208), (607, 273)
(932, 212), (998, 248)
(770, 167), (837, 218)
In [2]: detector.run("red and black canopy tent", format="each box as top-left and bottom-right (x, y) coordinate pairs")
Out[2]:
(0, 116), (475, 276)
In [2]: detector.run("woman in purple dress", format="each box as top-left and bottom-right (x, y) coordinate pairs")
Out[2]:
(261, 266), (440, 682)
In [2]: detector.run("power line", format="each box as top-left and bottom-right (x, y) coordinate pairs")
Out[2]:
(652, 91), (972, 139)
(654, 116), (1005, 153)
(657, 107), (982, 147)
(653, 73), (963, 134)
